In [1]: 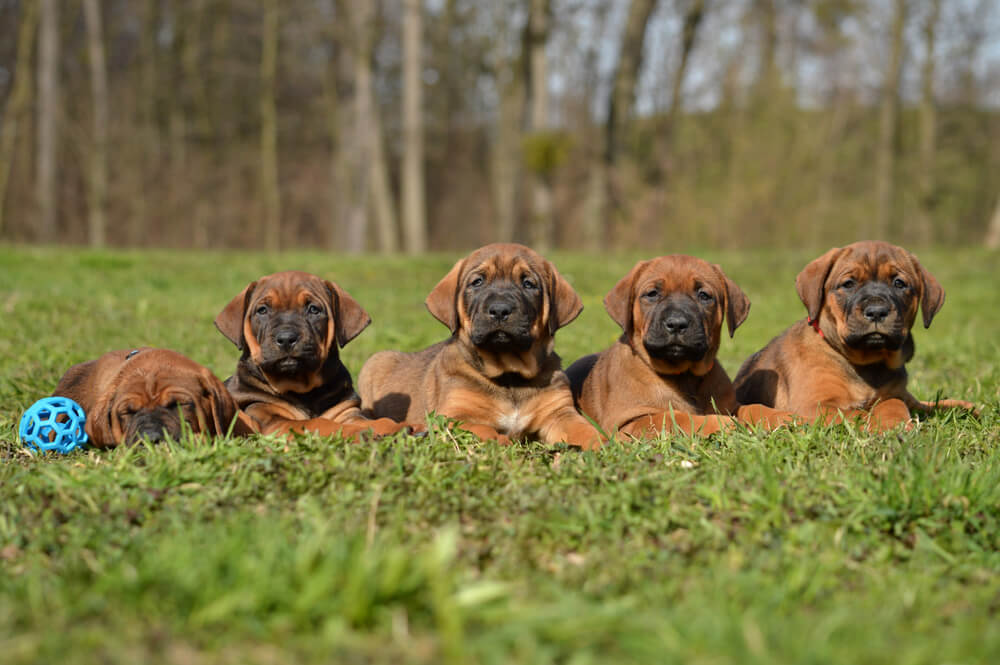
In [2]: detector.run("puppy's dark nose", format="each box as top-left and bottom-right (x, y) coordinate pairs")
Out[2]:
(275, 329), (300, 350)
(137, 425), (167, 444)
(664, 313), (690, 333)
(864, 302), (890, 323)
(488, 301), (514, 321)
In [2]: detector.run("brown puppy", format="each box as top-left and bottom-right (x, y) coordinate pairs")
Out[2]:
(358, 243), (604, 449)
(53, 347), (255, 447)
(216, 270), (412, 439)
(733, 241), (977, 430)
(567, 255), (792, 439)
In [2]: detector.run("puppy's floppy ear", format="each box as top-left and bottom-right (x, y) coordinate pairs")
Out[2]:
(53, 353), (122, 447)
(546, 262), (584, 335)
(795, 247), (844, 322)
(908, 252), (945, 328)
(215, 281), (257, 349)
(713, 264), (751, 338)
(324, 280), (372, 347)
(425, 258), (465, 333)
(604, 260), (648, 334)
(198, 368), (256, 436)
(53, 359), (100, 411)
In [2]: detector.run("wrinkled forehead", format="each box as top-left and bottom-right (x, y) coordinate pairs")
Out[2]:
(253, 272), (327, 306)
(121, 351), (205, 399)
(834, 243), (913, 281)
(636, 255), (719, 292)
(466, 244), (547, 280)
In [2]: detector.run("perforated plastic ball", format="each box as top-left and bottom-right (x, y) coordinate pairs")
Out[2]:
(19, 396), (89, 453)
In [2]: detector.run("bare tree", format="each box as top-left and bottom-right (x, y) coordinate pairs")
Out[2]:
(584, 0), (657, 248)
(260, 0), (281, 251)
(347, 0), (399, 253)
(83, 0), (109, 247)
(916, 0), (941, 246)
(665, 0), (704, 137)
(401, 0), (427, 254)
(986, 194), (1000, 250)
(752, 0), (779, 103)
(0, 0), (38, 237)
(874, 0), (907, 239)
(525, 0), (553, 250)
(606, 0), (658, 166)
(489, 0), (525, 244)
(35, 0), (59, 241)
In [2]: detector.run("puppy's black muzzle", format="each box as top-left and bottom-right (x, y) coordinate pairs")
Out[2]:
(643, 301), (709, 362)
(469, 289), (536, 352)
(844, 283), (907, 350)
(258, 313), (322, 375)
(125, 409), (182, 445)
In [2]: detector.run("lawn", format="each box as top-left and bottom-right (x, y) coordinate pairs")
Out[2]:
(1, 245), (998, 664)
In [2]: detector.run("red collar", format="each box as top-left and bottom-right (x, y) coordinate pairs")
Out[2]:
(807, 317), (824, 338)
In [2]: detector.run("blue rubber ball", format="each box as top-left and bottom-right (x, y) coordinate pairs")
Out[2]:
(19, 396), (89, 453)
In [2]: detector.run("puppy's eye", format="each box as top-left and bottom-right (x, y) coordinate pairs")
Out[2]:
(697, 290), (714, 303)
(642, 289), (659, 300)
(469, 276), (485, 288)
(306, 303), (323, 315)
(255, 304), (269, 316)
(892, 277), (908, 290)
(840, 279), (856, 290)
(522, 277), (538, 290)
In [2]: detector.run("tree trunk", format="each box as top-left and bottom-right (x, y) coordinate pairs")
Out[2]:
(348, 0), (398, 254)
(665, 0), (704, 135)
(985, 194), (1000, 250)
(0, 0), (39, 237)
(83, 0), (109, 248)
(605, 0), (657, 169)
(751, 0), (778, 104)
(916, 0), (941, 246)
(401, 0), (427, 254)
(592, 0), (657, 249)
(874, 0), (907, 239)
(489, 1), (523, 244)
(130, 0), (161, 246)
(525, 0), (553, 251)
(260, 0), (281, 251)
(35, 0), (59, 242)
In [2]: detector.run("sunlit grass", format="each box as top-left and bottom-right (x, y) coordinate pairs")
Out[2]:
(1, 245), (997, 664)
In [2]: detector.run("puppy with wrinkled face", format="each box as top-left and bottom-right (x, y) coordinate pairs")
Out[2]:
(567, 255), (793, 439)
(733, 241), (977, 430)
(53, 347), (255, 447)
(358, 243), (605, 449)
(216, 270), (415, 439)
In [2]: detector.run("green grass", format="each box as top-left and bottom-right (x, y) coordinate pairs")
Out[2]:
(1, 245), (998, 664)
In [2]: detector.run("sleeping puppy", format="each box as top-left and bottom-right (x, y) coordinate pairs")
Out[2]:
(54, 347), (255, 447)
(358, 243), (605, 449)
(733, 241), (978, 430)
(566, 255), (793, 439)
(216, 270), (416, 439)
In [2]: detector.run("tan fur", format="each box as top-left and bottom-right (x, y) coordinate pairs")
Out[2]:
(734, 241), (976, 431)
(53, 348), (255, 447)
(568, 255), (794, 439)
(358, 243), (604, 449)
(216, 270), (417, 439)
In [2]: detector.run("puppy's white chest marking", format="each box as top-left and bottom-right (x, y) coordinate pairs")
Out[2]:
(497, 407), (531, 437)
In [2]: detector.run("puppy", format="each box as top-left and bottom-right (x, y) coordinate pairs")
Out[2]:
(54, 347), (254, 447)
(733, 241), (977, 430)
(567, 255), (792, 439)
(216, 270), (414, 439)
(358, 243), (605, 449)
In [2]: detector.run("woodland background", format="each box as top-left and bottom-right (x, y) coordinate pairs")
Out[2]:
(0, 0), (998, 253)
